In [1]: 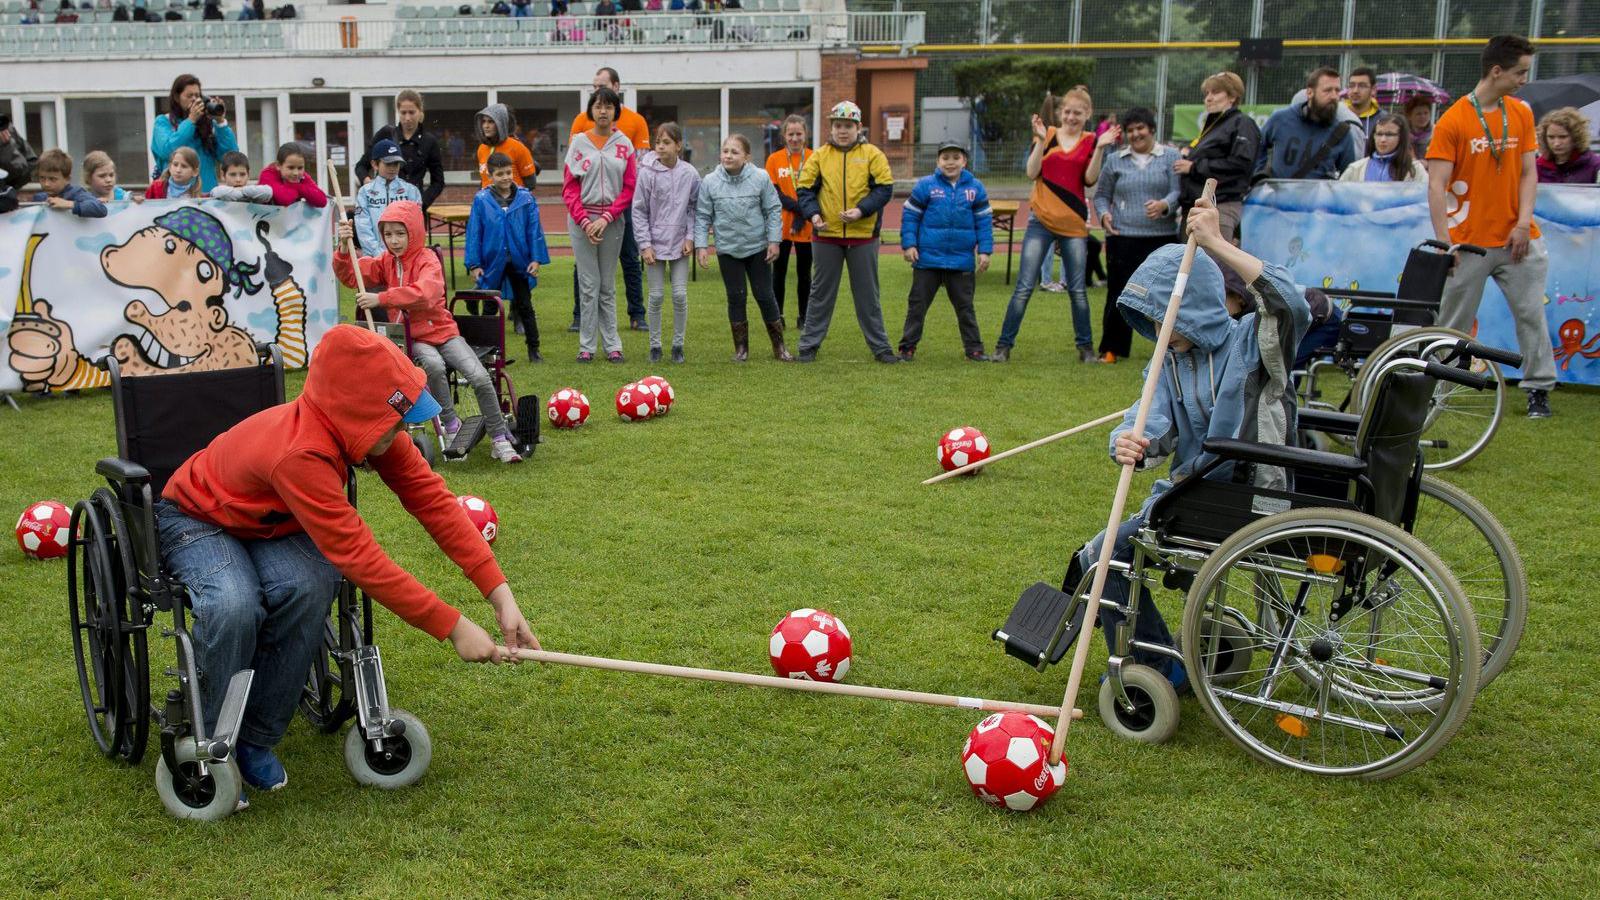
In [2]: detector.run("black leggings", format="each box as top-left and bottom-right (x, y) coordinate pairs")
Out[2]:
(501, 263), (539, 353)
(719, 251), (781, 325)
(772, 240), (811, 324)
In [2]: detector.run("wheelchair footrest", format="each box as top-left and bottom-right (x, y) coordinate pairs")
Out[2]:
(993, 581), (1089, 671)
(512, 394), (541, 458)
(208, 668), (254, 760)
(443, 415), (487, 460)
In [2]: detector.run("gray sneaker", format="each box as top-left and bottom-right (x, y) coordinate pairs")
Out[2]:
(1526, 389), (1551, 418)
(491, 434), (523, 463)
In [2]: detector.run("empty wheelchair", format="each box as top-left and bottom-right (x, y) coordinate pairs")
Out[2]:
(1298, 240), (1504, 470)
(70, 345), (431, 820)
(994, 340), (1511, 779)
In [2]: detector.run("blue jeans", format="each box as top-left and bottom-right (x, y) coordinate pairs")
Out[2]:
(1077, 514), (1177, 672)
(996, 216), (1091, 350)
(155, 500), (341, 747)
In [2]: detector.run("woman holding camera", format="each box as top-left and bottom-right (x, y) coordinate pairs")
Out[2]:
(151, 73), (239, 192)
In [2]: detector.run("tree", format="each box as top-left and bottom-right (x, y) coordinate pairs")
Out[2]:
(953, 55), (1096, 146)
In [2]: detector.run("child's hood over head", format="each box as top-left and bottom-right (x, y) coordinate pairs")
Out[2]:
(301, 323), (433, 463)
(1117, 245), (1230, 353)
(377, 200), (429, 267)
(475, 103), (512, 144)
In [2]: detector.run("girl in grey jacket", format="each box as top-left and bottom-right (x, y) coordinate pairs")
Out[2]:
(562, 87), (637, 363)
(632, 123), (700, 363)
(695, 134), (789, 361)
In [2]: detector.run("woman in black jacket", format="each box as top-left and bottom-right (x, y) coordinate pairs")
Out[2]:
(1173, 71), (1259, 244)
(354, 89), (447, 210)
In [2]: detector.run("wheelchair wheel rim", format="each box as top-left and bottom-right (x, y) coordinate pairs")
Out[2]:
(1111, 684), (1158, 731)
(68, 501), (120, 758)
(364, 734), (414, 776)
(172, 759), (220, 808)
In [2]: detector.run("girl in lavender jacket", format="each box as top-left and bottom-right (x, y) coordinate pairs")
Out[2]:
(632, 122), (701, 363)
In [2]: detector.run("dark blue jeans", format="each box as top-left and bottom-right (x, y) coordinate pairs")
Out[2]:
(155, 500), (341, 747)
(996, 216), (1092, 350)
(1077, 514), (1177, 672)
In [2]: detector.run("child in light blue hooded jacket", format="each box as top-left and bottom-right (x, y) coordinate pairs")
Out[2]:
(1074, 201), (1309, 689)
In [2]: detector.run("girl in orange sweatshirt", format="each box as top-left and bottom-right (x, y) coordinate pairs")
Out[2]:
(764, 114), (814, 325)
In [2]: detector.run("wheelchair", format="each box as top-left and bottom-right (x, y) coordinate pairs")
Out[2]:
(1297, 240), (1504, 471)
(994, 339), (1513, 779)
(391, 276), (541, 466)
(70, 345), (432, 821)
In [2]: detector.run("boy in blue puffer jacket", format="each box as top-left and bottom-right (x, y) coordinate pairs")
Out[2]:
(897, 142), (993, 361)
(466, 152), (552, 362)
(1072, 200), (1309, 691)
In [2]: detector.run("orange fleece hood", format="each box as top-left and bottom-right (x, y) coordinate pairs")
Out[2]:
(301, 323), (429, 463)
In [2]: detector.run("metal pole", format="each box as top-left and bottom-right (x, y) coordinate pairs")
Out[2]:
(1431, 0), (1447, 84)
(1069, 0), (1082, 45)
(1339, 0), (1354, 75)
(979, 0), (991, 44)
(1245, 0), (1264, 106)
(1156, 0), (1172, 139)
(1528, 0), (1544, 80)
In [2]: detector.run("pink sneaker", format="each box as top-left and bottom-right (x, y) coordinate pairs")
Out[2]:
(491, 434), (522, 464)
(440, 416), (462, 442)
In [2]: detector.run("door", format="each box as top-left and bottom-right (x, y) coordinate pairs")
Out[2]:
(290, 115), (354, 194)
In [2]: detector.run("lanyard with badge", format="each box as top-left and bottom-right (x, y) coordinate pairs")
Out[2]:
(1468, 91), (1508, 168)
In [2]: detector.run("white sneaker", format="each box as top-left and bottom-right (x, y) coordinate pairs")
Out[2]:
(491, 435), (523, 464)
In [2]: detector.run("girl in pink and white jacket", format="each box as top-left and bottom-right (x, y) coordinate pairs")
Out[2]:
(561, 86), (637, 363)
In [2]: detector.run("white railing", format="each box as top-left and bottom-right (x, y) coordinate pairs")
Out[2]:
(0, 11), (925, 57)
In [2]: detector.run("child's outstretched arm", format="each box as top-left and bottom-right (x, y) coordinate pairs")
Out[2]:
(1188, 200), (1261, 283)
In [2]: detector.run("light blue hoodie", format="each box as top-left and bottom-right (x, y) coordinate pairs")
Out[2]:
(694, 162), (781, 260)
(1112, 245), (1310, 513)
(355, 174), (422, 257)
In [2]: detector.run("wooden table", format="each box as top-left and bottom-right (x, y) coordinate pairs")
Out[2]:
(427, 204), (474, 292)
(989, 199), (1021, 284)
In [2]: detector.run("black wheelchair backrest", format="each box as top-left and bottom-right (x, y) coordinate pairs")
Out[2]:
(452, 293), (506, 355)
(1393, 244), (1453, 325)
(112, 346), (286, 496)
(1353, 367), (1432, 526)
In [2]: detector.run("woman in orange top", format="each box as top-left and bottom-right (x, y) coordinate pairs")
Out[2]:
(992, 87), (1118, 363)
(765, 115), (814, 324)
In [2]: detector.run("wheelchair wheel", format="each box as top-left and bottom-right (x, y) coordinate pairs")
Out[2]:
(1186, 614), (1254, 687)
(299, 616), (354, 734)
(1353, 326), (1503, 470)
(1097, 664), (1180, 744)
(1412, 476), (1527, 689)
(155, 737), (243, 821)
(344, 708), (432, 788)
(408, 423), (439, 469)
(1181, 508), (1479, 780)
(67, 494), (149, 764)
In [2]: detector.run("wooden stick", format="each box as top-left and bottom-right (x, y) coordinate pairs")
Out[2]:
(922, 410), (1125, 485)
(1047, 179), (1218, 766)
(324, 158), (376, 332)
(504, 647), (1082, 720)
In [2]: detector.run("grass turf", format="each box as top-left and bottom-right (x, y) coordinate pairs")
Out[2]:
(2, 256), (1597, 897)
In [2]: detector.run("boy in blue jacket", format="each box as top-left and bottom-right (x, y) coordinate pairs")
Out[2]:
(1074, 200), (1309, 689)
(466, 152), (551, 363)
(33, 150), (107, 218)
(897, 142), (992, 362)
(355, 139), (422, 257)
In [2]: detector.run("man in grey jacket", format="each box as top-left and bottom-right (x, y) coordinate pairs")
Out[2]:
(1254, 67), (1361, 181)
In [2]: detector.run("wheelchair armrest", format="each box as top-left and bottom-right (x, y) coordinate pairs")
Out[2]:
(96, 457), (152, 486)
(1202, 438), (1367, 477)
(1297, 408), (1360, 436)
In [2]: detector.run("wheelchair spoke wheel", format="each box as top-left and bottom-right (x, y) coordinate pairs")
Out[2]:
(1353, 326), (1502, 470)
(68, 500), (121, 759)
(92, 490), (150, 764)
(299, 616), (352, 733)
(155, 737), (242, 821)
(1182, 508), (1479, 780)
(344, 708), (432, 788)
(1411, 477), (1527, 689)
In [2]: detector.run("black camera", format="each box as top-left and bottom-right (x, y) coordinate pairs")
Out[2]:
(203, 95), (226, 118)
(0, 113), (11, 132)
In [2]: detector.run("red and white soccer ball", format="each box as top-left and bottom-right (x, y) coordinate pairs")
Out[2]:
(15, 500), (71, 560)
(456, 494), (498, 544)
(768, 608), (853, 683)
(547, 387), (590, 429)
(638, 375), (674, 416)
(615, 382), (658, 422)
(960, 712), (1067, 812)
(937, 426), (991, 473)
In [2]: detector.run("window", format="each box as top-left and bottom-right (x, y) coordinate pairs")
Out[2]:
(728, 87), (814, 161)
(65, 98), (148, 188)
(635, 89), (720, 173)
(415, 91), (490, 183)
(289, 93), (353, 115)
(499, 91), (582, 176)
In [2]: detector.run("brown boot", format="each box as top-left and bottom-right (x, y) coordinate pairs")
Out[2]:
(731, 322), (749, 362)
(766, 319), (795, 362)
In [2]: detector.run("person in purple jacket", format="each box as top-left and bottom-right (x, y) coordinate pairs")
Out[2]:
(1535, 108), (1600, 184)
(632, 122), (701, 363)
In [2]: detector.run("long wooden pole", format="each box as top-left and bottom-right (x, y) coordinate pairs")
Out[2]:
(922, 410), (1125, 485)
(1046, 179), (1217, 766)
(504, 647), (1082, 720)
(324, 158), (376, 332)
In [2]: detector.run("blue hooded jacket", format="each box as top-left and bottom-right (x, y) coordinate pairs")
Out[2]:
(1112, 245), (1309, 514)
(900, 167), (993, 272)
(464, 184), (551, 295)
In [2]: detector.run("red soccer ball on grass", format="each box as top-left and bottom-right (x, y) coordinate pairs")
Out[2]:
(768, 608), (852, 683)
(616, 382), (658, 422)
(960, 712), (1067, 812)
(547, 387), (590, 429)
(937, 427), (990, 473)
(15, 499), (71, 560)
(456, 495), (498, 544)
(637, 375), (674, 415)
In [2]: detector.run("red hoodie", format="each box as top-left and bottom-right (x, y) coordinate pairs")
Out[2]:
(162, 324), (505, 640)
(259, 163), (330, 208)
(333, 201), (459, 345)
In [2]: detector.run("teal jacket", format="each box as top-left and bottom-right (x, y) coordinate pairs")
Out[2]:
(694, 163), (781, 259)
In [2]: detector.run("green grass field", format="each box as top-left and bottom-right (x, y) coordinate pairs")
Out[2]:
(2, 257), (1597, 897)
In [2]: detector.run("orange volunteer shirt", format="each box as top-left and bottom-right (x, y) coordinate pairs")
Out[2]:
(478, 137), (538, 187)
(1425, 94), (1541, 248)
(570, 106), (651, 152)
(765, 147), (813, 242)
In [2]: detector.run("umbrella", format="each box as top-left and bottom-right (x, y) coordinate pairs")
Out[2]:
(1517, 74), (1600, 122)
(1374, 72), (1450, 106)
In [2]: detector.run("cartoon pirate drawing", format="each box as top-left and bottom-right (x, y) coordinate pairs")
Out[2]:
(7, 207), (309, 392)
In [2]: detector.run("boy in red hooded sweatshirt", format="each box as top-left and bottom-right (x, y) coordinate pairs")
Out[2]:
(334, 200), (521, 463)
(158, 323), (538, 802)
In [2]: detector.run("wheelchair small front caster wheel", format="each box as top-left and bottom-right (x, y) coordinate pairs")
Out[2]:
(155, 737), (243, 821)
(344, 708), (431, 788)
(1098, 664), (1180, 744)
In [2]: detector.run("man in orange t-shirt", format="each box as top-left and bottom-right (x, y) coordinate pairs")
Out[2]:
(568, 66), (649, 329)
(1426, 34), (1556, 418)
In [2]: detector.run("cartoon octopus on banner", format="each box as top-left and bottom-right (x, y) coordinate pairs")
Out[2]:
(7, 208), (309, 392)
(1553, 318), (1600, 371)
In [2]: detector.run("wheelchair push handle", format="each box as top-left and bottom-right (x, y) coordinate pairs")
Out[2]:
(1455, 339), (1522, 369)
(1421, 239), (1488, 257)
(1424, 360), (1492, 391)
